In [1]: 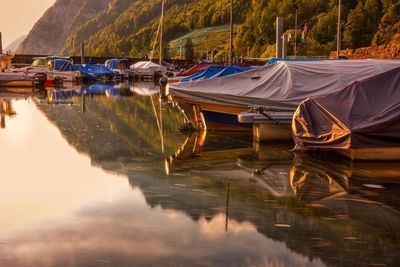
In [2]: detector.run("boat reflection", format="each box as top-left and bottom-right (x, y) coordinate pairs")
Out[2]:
(130, 81), (160, 96)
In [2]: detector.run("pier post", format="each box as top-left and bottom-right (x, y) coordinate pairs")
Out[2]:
(276, 17), (283, 58)
(0, 32), (3, 54)
(80, 42), (85, 64)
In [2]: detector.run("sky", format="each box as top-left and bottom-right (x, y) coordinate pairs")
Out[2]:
(0, 0), (56, 48)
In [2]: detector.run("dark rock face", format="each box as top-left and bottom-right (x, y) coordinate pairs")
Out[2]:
(17, 0), (109, 55)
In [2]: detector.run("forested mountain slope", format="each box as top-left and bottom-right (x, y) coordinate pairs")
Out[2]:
(19, 0), (400, 58)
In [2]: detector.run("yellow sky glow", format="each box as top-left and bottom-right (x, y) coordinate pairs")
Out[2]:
(0, 0), (56, 48)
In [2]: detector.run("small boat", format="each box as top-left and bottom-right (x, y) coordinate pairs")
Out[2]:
(293, 66), (400, 161)
(0, 72), (33, 87)
(13, 56), (84, 82)
(130, 61), (166, 79)
(104, 58), (134, 80)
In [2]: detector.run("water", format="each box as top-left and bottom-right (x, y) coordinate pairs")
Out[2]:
(1, 83), (400, 267)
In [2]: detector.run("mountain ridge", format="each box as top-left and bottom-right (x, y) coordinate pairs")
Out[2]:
(18, 0), (400, 58)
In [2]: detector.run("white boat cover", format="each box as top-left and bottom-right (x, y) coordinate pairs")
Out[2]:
(168, 60), (400, 112)
(130, 61), (166, 75)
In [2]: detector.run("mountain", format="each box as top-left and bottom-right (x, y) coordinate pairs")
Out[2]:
(18, 0), (400, 58)
(17, 0), (110, 55)
(4, 35), (27, 53)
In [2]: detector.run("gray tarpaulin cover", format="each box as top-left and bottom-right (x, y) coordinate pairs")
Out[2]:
(293, 67), (400, 149)
(169, 60), (400, 112)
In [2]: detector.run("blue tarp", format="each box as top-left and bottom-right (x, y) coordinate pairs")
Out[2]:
(74, 64), (115, 81)
(51, 59), (75, 71)
(84, 64), (115, 78)
(210, 66), (254, 79)
(181, 66), (253, 82)
(180, 66), (226, 82)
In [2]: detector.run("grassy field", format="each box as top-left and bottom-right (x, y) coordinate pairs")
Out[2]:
(168, 25), (238, 60)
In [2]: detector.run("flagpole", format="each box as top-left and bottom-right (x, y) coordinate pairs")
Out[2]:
(337, 0), (342, 59)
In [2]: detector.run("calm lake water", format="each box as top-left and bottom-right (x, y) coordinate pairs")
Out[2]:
(1, 83), (400, 267)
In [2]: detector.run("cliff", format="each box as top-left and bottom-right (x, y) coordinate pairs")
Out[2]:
(17, 0), (109, 55)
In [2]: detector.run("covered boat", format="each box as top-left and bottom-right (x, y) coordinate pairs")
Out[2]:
(293, 66), (400, 160)
(104, 58), (133, 79)
(74, 64), (115, 81)
(168, 60), (400, 134)
(130, 61), (166, 78)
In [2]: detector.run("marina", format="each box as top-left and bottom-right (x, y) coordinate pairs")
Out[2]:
(1, 0), (400, 266)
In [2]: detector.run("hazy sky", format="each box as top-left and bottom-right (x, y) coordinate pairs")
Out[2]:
(0, 0), (56, 48)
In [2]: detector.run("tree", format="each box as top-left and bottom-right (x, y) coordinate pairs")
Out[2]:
(184, 38), (195, 60)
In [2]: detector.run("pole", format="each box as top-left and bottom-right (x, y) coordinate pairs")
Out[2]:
(337, 0), (342, 59)
(80, 42), (85, 64)
(0, 32), (3, 54)
(294, 9), (298, 58)
(159, 0), (165, 65)
(276, 17), (283, 58)
(229, 0), (233, 65)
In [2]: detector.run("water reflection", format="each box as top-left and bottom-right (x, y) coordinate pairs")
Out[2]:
(0, 84), (399, 267)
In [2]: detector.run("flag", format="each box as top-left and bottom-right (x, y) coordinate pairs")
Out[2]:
(301, 23), (308, 44)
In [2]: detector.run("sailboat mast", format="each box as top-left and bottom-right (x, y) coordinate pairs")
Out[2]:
(159, 0), (165, 65)
(229, 0), (233, 65)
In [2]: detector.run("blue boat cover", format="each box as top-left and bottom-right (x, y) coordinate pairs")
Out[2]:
(51, 59), (75, 71)
(210, 66), (254, 79)
(181, 66), (253, 82)
(105, 59), (130, 70)
(84, 64), (115, 77)
(180, 66), (226, 82)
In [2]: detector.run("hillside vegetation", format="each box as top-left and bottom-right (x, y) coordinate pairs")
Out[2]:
(19, 0), (400, 59)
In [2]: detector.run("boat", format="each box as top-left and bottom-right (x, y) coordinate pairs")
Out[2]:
(104, 58), (134, 80)
(168, 59), (400, 137)
(12, 56), (84, 82)
(292, 66), (400, 161)
(130, 61), (167, 79)
(74, 64), (115, 81)
(0, 72), (34, 87)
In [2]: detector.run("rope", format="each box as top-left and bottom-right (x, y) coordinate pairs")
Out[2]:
(259, 109), (292, 131)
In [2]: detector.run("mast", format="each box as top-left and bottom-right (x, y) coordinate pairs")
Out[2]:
(229, 0), (233, 65)
(337, 0), (342, 59)
(159, 0), (165, 65)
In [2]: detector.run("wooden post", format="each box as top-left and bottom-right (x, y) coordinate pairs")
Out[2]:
(276, 17), (283, 58)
